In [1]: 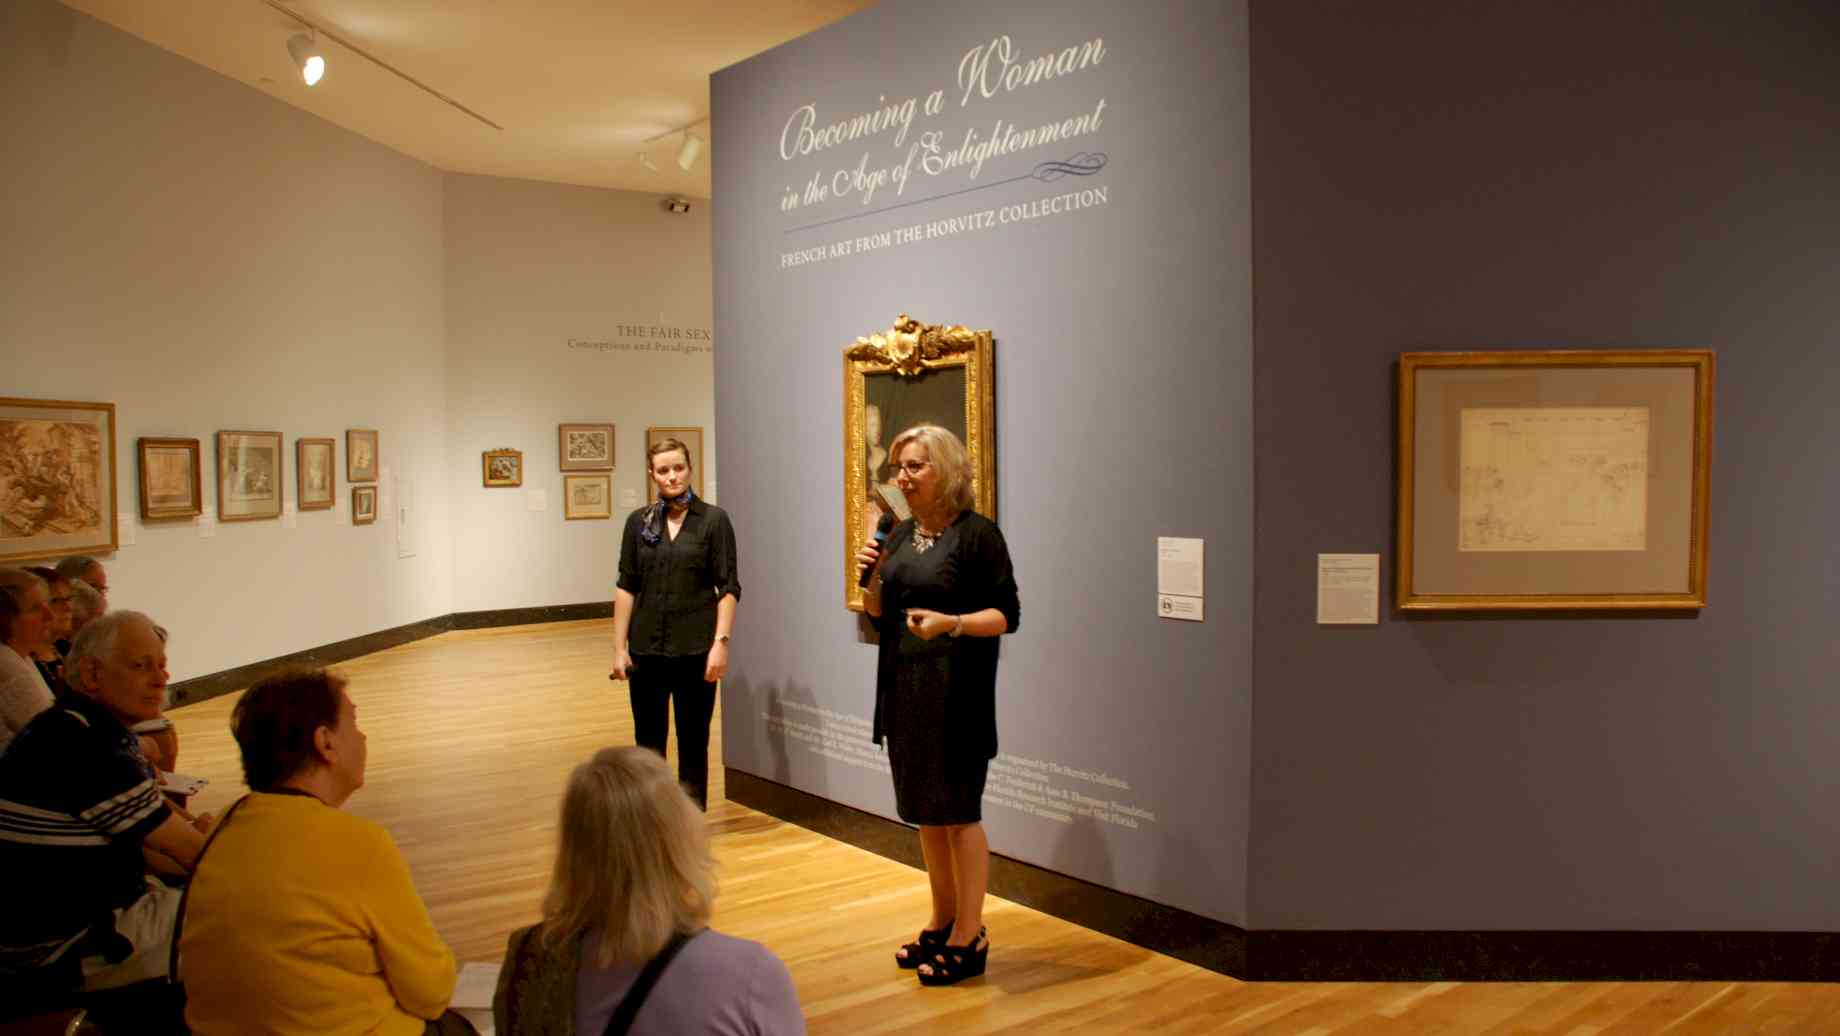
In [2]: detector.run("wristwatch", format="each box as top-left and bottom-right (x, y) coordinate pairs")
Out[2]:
(947, 616), (963, 638)
(716, 633), (731, 645)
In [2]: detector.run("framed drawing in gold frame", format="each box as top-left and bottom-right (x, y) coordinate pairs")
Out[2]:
(842, 313), (995, 611)
(1, 397), (118, 562)
(296, 437), (336, 511)
(482, 449), (523, 488)
(137, 436), (201, 522)
(1397, 349), (1713, 611)
(216, 429), (284, 523)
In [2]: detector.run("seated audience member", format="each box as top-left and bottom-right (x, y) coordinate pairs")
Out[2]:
(66, 578), (105, 644)
(0, 611), (209, 990)
(179, 668), (473, 1036)
(53, 555), (107, 604)
(25, 566), (76, 695)
(0, 567), (57, 752)
(494, 746), (804, 1036)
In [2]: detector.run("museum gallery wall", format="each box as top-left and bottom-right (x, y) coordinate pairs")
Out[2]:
(2, 0), (715, 681)
(713, 1), (1255, 924)
(1249, 2), (1840, 932)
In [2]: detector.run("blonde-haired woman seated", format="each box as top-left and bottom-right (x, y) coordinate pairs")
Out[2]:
(494, 747), (804, 1036)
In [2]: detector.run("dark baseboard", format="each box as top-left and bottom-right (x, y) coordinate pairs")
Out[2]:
(725, 768), (1840, 982)
(723, 768), (1247, 976)
(1247, 929), (1840, 982)
(447, 602), (611, 629)
(168, 603), (610, 707)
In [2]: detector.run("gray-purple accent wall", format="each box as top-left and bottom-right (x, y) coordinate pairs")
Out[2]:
(1249, 1), (1840, 930)
(713, 0), (1254, 925)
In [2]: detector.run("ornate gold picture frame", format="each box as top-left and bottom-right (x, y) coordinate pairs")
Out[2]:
(1398, 349), (1713, 611)
(842, 313), (996, 611)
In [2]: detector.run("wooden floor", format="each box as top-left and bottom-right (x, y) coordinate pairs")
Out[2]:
(167, 621), (1840, 1034)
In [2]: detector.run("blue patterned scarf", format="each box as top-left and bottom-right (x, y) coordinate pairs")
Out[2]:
(640, 487), (695, 545)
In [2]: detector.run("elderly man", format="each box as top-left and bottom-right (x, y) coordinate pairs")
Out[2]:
(0, 611), (209, 991)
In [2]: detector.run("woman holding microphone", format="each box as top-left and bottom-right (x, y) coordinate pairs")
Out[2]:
(855, 424), (1019, 986)
(612, 438), (740, 811)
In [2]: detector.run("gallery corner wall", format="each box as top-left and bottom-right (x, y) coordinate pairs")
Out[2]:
(713, 0), (1255, 925)
(2, 0), (719, 683)
(1, 0), (453, 682)
(442, 173), (715, 614)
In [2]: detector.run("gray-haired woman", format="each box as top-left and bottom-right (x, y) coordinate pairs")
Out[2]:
(854, 424), (1020, 987)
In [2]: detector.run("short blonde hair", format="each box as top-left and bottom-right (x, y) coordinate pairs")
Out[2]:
(539, 747), (714, 966)
(890, 424), (975, 514)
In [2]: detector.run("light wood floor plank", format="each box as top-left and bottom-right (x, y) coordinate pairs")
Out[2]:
(166, 621), (1840, 1034)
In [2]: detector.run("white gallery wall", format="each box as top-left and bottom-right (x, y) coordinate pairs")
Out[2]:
(443, 174), (714, 614)
(1, 1), (715, 680)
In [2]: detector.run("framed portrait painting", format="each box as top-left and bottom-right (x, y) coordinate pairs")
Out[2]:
(558, 423), (615, 472)
(0, 397), (118, 562)
(352, 485), (378, 525)
(1397, 349), (1714, 610)
(296, 437), (336, 511)
(841, 314), (995, 611)
(137, 436), (201, 522)
(644, 427), (704, 502)
(346, 428), (379, 483)
(216, 430), (283, 522)
(564, 473), (613, 520)
(483, 449), (523, 488)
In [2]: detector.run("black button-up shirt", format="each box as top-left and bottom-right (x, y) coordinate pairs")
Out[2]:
(617, 497), (742, 657)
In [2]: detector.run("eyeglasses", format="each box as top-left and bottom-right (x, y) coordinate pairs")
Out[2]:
(895, 460), (931, 476)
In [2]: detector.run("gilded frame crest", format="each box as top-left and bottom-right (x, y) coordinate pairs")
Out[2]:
(842, 314), (996, 611)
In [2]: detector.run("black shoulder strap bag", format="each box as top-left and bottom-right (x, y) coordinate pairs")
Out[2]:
(599, 929), (700, 1036)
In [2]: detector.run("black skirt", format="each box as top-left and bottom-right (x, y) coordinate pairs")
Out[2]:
(884, 627), (988, 825)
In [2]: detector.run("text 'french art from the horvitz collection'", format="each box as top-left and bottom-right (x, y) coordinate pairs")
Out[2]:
(763, 700), (1158, 833)
(776, 32), (1113, 270)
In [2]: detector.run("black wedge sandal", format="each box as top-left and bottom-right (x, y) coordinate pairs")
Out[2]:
(917, 927), (988, 986)
(896, 922), (952, 969)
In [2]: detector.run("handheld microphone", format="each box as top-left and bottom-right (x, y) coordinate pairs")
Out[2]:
(859, 512), (896, 587)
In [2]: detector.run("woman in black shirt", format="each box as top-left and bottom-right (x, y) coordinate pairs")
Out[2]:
(611, 438), (740, 810)
(854, 424), (1019, 986)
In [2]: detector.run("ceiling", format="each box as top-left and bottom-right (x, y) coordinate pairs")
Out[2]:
(61, 0), (876, 198)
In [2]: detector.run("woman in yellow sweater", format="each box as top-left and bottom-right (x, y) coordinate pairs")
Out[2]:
(177, 668), (474, 1035)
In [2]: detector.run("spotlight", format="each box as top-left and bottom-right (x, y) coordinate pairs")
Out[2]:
(677, 132), (704, 171)
(286, 33), (325, 86)
(638, 152), (658, 173)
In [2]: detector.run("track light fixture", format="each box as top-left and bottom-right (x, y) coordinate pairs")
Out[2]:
(677, 132), (704, 171)
(286, 32), (325, 86)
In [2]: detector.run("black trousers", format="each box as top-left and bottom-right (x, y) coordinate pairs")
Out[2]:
(424, 1009), (480, 1034)
(629, 653), (717, 810)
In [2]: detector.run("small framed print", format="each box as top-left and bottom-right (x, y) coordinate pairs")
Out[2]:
(296, 437), (336, 511)
(137, 437), (202, 521)
(352, 485), (378, 525)
(563, 473), (613, 520)
(644, 426), (704, 503)
(346, 428), (379, 483)
(483, 449), (523, 487)
(558, 423), (615, 472)
(217, 430), (283, 522)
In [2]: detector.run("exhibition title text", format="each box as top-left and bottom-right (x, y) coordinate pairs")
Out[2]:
(775, 34), (1107, 212)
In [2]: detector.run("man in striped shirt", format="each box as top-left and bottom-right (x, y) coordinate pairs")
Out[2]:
(0, 610), (209, 991)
